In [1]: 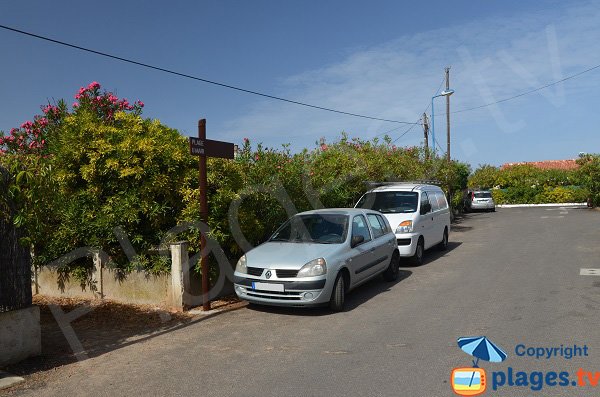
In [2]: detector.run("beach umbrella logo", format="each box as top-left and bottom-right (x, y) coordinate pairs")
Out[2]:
(451, 336), (508, 396)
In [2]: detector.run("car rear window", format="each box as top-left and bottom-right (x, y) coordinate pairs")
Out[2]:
(474, 192), (492, 198)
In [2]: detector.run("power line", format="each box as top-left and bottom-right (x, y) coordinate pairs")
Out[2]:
(0, 24), (418, 125)
(374, 77), (446, 141)
(449, 62), (600, 115)
(392, 122), (419, 144)
(387, 76), (446, 144)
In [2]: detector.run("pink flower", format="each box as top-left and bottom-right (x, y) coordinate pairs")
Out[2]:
(255, 154), (260, 161)
(243, 137), (249, 143)
(88, 82), (100, 90)
(136, 100), (144, 107)
(73, 102), (79, 107)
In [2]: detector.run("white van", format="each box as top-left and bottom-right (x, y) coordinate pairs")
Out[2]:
(355, 183), (450, 265)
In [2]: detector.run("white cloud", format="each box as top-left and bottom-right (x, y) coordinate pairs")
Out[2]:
(221, 1), (600, 163)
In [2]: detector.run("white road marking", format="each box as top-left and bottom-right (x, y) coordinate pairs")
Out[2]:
(541, 216), (565, 219)
(580, 269), (600, 276)
(559, 211), (569, 214)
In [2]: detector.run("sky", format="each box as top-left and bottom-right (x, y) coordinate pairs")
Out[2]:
(1, 0), (599, 167)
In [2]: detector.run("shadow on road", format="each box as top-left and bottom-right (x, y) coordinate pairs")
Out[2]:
(2, 297), (245, 383)
(399, 241), (462, 268)
(247, 270), (413, 316)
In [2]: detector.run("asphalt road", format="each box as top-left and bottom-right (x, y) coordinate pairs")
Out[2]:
(8, 207), (600, 397)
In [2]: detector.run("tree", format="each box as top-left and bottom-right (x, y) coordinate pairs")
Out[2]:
(577, 153), (600, 206)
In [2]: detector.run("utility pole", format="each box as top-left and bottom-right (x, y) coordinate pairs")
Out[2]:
(445, 66), (451, 162)
(422, 112), (429, 159)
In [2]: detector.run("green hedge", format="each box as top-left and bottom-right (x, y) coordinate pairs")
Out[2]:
(469, 164), (589, 204)
(0, 83), (471, 279)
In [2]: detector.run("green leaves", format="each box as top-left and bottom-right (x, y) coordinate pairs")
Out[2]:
(470, 162), (589, 204)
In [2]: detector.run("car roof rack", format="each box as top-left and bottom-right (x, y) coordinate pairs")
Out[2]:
(364, 180), (441, 188)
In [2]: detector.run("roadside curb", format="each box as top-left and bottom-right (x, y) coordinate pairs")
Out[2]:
(497, 203), (587, 208)
(0, 371), (24, 390)
(187, 301), (247, 317)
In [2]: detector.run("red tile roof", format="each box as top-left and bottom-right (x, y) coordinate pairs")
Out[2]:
(501, 159), (579, 170)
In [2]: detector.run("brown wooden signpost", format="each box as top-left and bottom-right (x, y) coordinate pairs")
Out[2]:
(189, 119), (234, 311)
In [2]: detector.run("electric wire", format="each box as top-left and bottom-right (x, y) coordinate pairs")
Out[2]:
(448, 63), (600, 115)
(0, 24), (418, 125)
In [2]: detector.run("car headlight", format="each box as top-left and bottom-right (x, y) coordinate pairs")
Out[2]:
(297, 258), (327, 277)
(235, 255), (247, 274)
(396, 220), (413, 233)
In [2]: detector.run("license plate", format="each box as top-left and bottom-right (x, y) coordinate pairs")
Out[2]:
(252, 282), (284, 292)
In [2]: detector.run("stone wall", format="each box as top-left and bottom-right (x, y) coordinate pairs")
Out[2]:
(0, 306), (41, 366)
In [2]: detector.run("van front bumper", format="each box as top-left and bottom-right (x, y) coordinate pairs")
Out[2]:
(395, 233), (419, 257)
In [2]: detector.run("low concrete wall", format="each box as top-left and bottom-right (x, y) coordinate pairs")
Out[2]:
(36, 267), (172, 307)
(33, 243), (235, 310)
(0, 306), (41, 366)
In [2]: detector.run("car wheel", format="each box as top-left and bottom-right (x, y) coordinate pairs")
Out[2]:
(438, 228), (448, 251)
(491, 207), (496, 212)
(411, 237), (424, 266)
(329, 273), (346, 312)
(383, 251), (400, 281)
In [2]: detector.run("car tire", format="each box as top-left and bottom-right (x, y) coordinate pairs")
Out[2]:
(383, 251), (400, 281)
(411, 237), (425, 266)
(438, 228), (449, 251)
(329, 273), (346, 312)
(491, 207), (496, 212)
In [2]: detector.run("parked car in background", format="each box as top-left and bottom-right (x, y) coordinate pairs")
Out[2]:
(233, 208), (400, 311)
(464, 190), (496, 212)
(355, 182), (450, 266)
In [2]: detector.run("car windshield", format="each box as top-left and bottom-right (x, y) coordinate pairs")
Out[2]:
(269, 214), (349, 244)
(474, 192), (492, 198)
(356, 191), (419, 213)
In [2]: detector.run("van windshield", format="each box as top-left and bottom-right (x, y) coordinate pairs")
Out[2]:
(356, 191), (419, 213)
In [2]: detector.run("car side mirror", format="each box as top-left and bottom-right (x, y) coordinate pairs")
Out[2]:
(420, 203), (431, 215)
(351, 235), (365, 248)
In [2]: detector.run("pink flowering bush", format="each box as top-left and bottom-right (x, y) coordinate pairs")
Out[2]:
(73, 81), (144, 121)
(0, 82), (144, 156)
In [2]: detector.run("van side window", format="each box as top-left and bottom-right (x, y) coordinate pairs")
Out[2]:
(420, 192), (431, 214)
(429, 191), (440, 211)
(436, 191), (449, 209)
(367, 214), (385, 238)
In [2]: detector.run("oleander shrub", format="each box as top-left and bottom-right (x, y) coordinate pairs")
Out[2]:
(469, 164), (587, 204)
(1, 83), (471, 279)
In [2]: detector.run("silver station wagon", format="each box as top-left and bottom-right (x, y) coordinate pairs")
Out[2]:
(234, 208), (400, 311)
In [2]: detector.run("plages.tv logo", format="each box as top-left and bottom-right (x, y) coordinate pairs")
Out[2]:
(451, 336), (508, 396)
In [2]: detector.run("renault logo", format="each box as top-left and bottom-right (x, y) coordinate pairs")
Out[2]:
(265, 270), (272, 279)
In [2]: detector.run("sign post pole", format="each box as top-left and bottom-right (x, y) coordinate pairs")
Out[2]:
(198, 119), (210, 311)
(188, 119), (234, 312)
